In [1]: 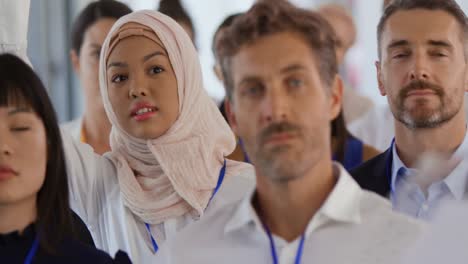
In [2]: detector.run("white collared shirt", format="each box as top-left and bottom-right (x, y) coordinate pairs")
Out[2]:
(61, 117), (83, 141)
(390, 131), (468, 220)
(61, 130), (255, 263)
(158, 163), (424, 264)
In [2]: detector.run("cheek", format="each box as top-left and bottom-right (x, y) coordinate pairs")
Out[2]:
(4, 131), (48, 203)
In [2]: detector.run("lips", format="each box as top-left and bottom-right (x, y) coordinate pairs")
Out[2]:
(406, 89), (436, 97)
(264, 132), (296, 145)
(0, 165), (18, 180)
(130, 102), (159, 121)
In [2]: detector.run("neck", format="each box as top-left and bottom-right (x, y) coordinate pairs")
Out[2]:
(0, 196), (37, 234)
(254, 157), (336, 242)
(83, 107), (111, 154)
(394, 112), (466, 168)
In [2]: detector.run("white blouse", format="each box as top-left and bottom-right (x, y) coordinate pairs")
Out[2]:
(61, 130), (255, 263)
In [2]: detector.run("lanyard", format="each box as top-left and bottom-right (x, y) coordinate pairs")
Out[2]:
(145, 159), (227, 253)
(24, 236), (39, 264)
(386, 139), (397, 202)
(264, 225), (306, 264)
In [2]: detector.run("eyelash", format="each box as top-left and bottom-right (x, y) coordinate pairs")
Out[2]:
(110, 66), (165, 83)
(149, 66), (164, 74)
(11, 127), (30, 132)
(111, 74), (128, 83)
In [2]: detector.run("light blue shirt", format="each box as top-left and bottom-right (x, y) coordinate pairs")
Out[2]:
(390, 131), (468, 220)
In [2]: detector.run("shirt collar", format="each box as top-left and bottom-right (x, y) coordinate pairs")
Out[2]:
(391, 130), (468, 199)
(224, 163), (362, 235)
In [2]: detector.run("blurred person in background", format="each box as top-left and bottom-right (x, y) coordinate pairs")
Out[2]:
(213, 13), (248, 163)
(63, 0), (132, 155)
(157, 1), (423, 263)
(318, 3), (375, 125)
(318, 4), (380, 170)
(351, 0), (468, 221)
(0, 53), (130, 264)
(158, 0), (196, 45)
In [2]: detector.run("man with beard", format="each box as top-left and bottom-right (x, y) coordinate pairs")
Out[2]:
(351, 0), (468, 221)
(156, 1), (422, 263)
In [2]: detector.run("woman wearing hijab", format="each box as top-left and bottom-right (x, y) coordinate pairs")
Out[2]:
(63, 10), (253, 263)
(0, 54), (131, 263)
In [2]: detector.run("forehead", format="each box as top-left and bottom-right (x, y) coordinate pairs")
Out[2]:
(231, 32), (319, 79)
(84, 18), (117, 44)
(107, 32), (166, 63)
(382, 9), (463, 47)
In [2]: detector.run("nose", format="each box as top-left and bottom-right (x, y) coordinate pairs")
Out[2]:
(261, 86), (288, 124)
(128, 74), (150, 99)
(0, 139), (12, 157)
(409, 52), (430, 81)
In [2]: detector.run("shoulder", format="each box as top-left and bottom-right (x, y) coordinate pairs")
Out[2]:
(358, 190), (425, 242)
(208, 162), (255, 211)
(350, 150), (388, 185)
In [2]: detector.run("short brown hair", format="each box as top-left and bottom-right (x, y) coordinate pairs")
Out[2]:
(377, 0), (468, 59)
(216, 0), (338, 100)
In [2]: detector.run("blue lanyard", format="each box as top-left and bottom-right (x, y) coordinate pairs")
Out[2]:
(264, 225), (306, 264)
(386, 139), (395, 193)
(145, 159), (227, 253)
(24, 236), (39, 264)
(238, 138), (251, 163)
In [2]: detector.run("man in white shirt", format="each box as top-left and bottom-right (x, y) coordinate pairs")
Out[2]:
(157, 1), (423, 263)
(350, 0), (468, 221)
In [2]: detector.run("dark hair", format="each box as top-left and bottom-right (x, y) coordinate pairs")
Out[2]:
(71, 0), (131, 55)
(383, 0), (393, 11)
(212, 13), (243, 59)
(0, 54), (74, 253)
(331, 111), (351, 163)
(217, 0), (337, 100)
(377, 0), (468, 59)
(158, 0), (195, 41)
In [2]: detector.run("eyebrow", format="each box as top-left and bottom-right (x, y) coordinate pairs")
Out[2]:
(387, 40), (410, 50)
(8, 107), (32, 115)
(143, 51), (165, 62)
(280, 64), (306, 74)
(107, 61), (128, 69)
(89, 44), (101, 49)
(107, 51), (166, 69)
(387, 39), (454, 50)
(427, 40), (453, 49)
(237, 64), (306, 86)
(238, 76), (260, 87)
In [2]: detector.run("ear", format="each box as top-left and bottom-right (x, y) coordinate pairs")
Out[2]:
(225, 98), (239, 135)
(70, 49), (80, 75)
(213, 64), (224, 82)
(376, 61), (386, 96)
(328, 75), (343, 121)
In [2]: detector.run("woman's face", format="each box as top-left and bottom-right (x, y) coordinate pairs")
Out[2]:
(71, 18), (117, 112)
(106, 31), (179, 139)
(0, 105), (47, 206)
